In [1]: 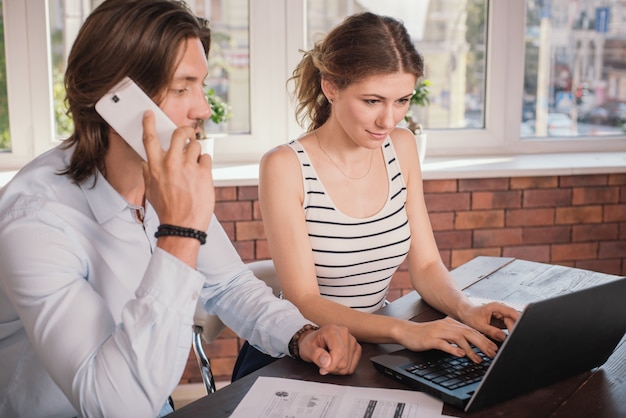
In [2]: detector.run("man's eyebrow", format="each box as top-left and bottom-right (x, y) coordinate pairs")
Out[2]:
(171, 74), (208, 83)
(172, 75), (199, 82)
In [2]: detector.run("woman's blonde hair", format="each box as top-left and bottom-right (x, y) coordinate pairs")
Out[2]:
(290, 12), (424, 132)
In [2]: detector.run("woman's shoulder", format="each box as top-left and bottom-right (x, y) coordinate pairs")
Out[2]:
(260, 140), (304, 179)
(388, 126), (417, 148)
(387, 126), (421, 176)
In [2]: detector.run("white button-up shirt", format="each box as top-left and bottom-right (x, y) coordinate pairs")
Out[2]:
(0, 145), (306, 418)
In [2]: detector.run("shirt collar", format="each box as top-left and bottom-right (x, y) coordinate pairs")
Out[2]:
(79, 172), (131, 225)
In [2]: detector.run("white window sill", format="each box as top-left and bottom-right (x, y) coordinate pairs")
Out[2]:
(210, 151), (626, 187)
(2, 152), (624, 189)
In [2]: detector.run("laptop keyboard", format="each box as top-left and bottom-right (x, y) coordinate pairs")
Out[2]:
(404, 347), (492, 390)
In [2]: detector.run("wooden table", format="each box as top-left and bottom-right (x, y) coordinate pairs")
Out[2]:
(171, 257), (626, 417)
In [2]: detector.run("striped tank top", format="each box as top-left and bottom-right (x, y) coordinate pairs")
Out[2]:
(287, 138), (411, 313)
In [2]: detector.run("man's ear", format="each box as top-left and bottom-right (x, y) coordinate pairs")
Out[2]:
(321, 78), (337, 103)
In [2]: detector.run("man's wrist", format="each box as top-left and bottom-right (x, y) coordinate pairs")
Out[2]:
(288, 324), (319, 360)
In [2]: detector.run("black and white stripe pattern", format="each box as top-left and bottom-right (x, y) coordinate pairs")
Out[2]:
(287, 138), (411, 312)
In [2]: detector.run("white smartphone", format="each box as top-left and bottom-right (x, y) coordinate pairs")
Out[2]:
(95, 77), (177, 160)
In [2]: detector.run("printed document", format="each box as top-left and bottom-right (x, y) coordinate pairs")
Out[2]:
(230, 376), (445, 418)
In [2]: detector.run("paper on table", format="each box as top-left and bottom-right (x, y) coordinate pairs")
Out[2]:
(230, 376), (444, 418)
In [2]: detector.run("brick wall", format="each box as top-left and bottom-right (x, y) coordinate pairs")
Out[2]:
(179, 172), (626, 384)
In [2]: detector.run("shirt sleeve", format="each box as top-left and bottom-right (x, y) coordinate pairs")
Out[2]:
(0, 201), (205, 418)
(195, 215), (309, 357)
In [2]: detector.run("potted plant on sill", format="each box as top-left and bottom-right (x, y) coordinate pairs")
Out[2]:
(404, 79), (430, 164)
(198, 88), (233, 157)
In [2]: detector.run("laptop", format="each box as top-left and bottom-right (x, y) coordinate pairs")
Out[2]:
(370, 277), (626, 412)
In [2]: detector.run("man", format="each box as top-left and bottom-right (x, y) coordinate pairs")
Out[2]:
(0, 1), (360, 416)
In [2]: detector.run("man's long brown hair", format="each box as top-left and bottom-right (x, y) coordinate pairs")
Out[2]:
(60, 0), (211, 184)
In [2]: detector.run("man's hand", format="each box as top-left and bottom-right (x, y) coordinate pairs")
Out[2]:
(296, 324), (361, 375)
(142, 110), (214, 231)
(142, 110), (214, 267)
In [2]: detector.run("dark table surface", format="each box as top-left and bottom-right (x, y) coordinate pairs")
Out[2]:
(171, 256), (626, 418)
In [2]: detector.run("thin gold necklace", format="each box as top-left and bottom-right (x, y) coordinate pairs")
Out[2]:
(315, 130), (373, 180)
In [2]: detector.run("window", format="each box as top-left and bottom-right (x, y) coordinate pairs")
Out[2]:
(1, 1), (624, 172)
(296, 0), (626, 158)
(522, 1), (626, 141)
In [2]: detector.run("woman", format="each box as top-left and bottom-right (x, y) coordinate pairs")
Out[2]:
(258, 12), (519, 366)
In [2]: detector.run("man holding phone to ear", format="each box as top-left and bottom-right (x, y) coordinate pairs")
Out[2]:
(0, 1), (361, 417)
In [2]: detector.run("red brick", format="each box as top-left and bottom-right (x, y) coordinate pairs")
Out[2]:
(397, 258), (409, 271)
(253, 200), (263, 219)
(551, 242), (598, 261)
(215, 201), (252, 222)
(523, 226), (571, 244)
(180, 352), (201, 383)
(439, 249), (451, 268)
(220, 221), (235, 241)
(255, 239), (271, 259)
(423, 179), (457, 193)
(202, 335), (239, 358)
(455, 210), (505, 229)
(215, 186), (237, 201)
(608, 173), (626, 185)
(502, 245), (551, 263)
(559, 174), (608, 187)
(433, 230), (472, 249)
(218, 328), (238, 339)
(555, 206), (603, 224)
(506, 208), (554, 226)
(599, 241), (626, 259)
(472, 191), (521, 210)
(458, 178), (509, 192)
(510, 176), (558, 189)
(238, 186), (258, 201)
(604, 204), (626, 222)
(233, 240), (254, 261)
(554, 261), (576, 268)
(385, 289), (402, 302)
(575, 259), (623, 276)
(572, 187), (620, 205)
(523, 189), (571, 208)
(474, 228), (523, 247)
(429, 212), (454, 231)
(210, 356), (238, 381)
(621, 223), (626, 240)
(450, 248), (501, 268)
(572, 223), (619, 242)
(390, 270), (411, 290)
(424, 192), (470, 212)
(236, 220), (265, 240)
(621, 186), (626, 203)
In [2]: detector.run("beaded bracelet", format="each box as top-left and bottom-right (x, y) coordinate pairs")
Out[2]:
(154, 224), (207, 245)
(288, 324), (320, 360)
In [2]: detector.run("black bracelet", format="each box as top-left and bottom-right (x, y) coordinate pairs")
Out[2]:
(288, 324), (319, 360)
(154, 224), (207, 245)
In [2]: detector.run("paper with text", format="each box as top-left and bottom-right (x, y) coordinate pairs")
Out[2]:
(230, 376), (444, 418)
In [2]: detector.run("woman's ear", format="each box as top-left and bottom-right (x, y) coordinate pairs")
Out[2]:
(321, 78), (337, 103)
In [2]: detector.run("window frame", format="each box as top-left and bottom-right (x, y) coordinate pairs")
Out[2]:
(1, 0), (624, 172)
(1, 1), (55, 169)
